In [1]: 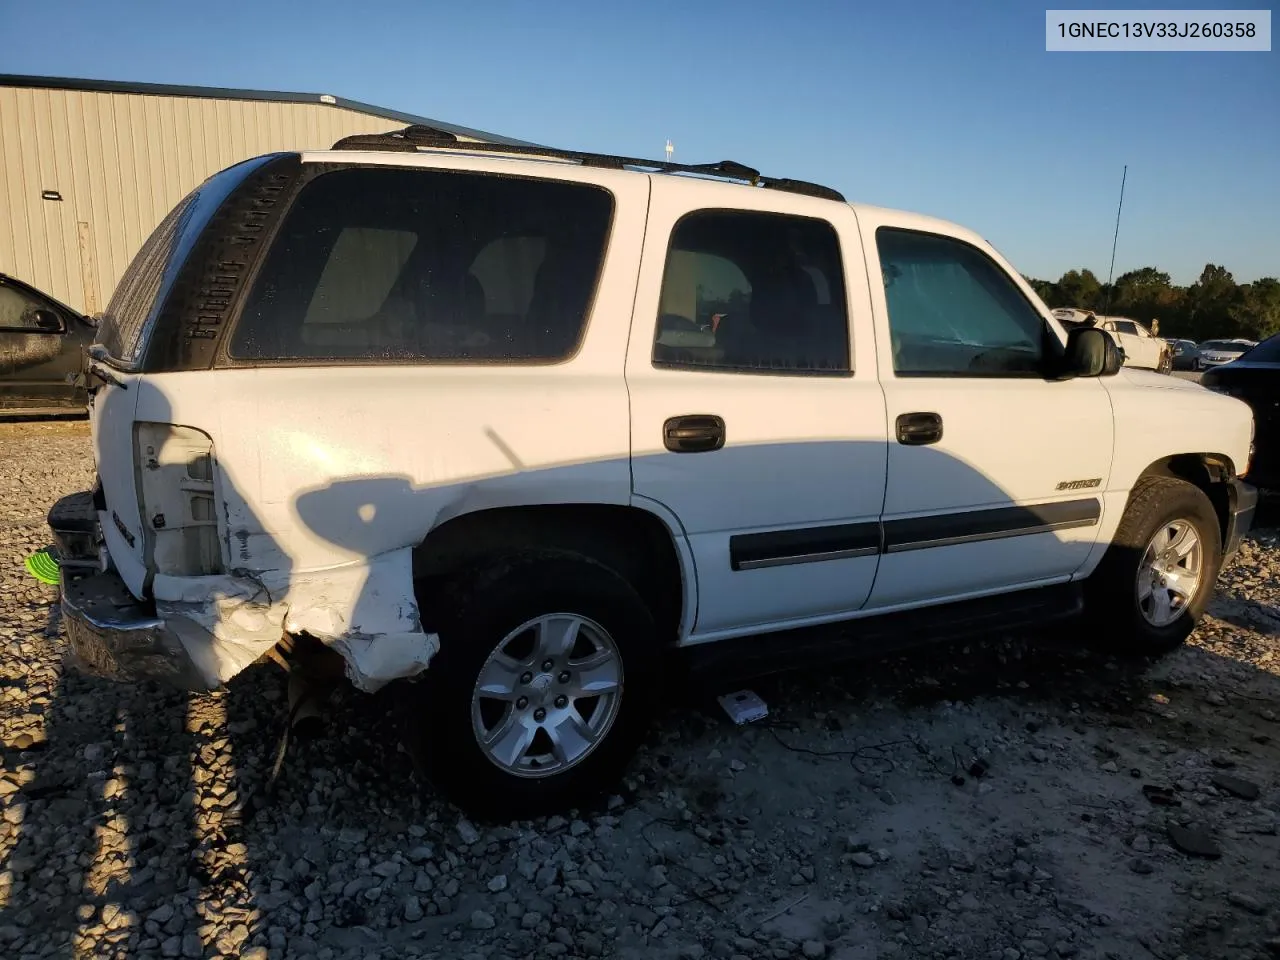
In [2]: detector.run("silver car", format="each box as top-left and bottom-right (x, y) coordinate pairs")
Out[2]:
(1196, 338), (1255, 370)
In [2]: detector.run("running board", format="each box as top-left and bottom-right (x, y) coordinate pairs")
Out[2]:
(681, 582), (1084, 686)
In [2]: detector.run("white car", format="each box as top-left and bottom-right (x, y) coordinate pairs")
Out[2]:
(1197, 338), (1255, 370)
(1052, 310), (1170, 373)
(48, 128), (1258, 818)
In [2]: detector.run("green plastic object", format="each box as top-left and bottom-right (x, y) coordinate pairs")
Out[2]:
(24, 549), (61, 586)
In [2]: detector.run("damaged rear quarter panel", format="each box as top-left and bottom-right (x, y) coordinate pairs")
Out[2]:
(131, 358), (635, 690)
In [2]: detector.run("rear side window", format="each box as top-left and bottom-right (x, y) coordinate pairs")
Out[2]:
(651, 209), (850, 375)
(228, 168), (614, 362)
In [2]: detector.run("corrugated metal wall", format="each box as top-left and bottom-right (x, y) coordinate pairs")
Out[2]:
(0, 86), (471, 315)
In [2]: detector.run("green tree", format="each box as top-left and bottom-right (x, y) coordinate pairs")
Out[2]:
(1056, 269), (1103, 310)
(1230, 277), (1280, 340)
(1185, 264), (1243, 340)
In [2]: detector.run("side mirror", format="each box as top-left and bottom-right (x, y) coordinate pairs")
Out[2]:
(1062, 327), (1123, 378)
(31, 308), (64, 333)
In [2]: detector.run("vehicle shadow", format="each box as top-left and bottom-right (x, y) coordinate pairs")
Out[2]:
(0, 388), (285, 959)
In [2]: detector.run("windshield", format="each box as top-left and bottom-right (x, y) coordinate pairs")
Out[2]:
(1201, 340), (1241, 351)
(1239, 334), (1280, 362)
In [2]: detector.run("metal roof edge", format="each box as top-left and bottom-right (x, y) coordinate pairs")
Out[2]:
(0, 73), (539, 147)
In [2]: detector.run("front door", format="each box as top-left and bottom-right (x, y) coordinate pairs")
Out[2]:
(0, 277), (84, 409)
(626, 181), (888, 640)
(858, 220), (1115, 609)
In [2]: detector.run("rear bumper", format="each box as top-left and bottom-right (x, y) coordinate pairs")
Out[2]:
(49, 490), (212, 690)
(59, 566), (210, 689)
(1224, 478), (1258, 562)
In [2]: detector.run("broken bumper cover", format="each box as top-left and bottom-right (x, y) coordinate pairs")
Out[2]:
(59, 566), (214, 690)
(48, 489), (440, 692)
(1224, 478), (1258, 561)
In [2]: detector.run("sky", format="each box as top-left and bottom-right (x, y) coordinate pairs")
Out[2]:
(2, 0), (1276, 285)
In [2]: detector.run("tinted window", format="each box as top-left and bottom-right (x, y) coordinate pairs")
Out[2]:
(0, 284), (60, 332)
(1110, 320), (1138, 335)
(96, 156), (275, 365)
(1240, 335), (1280, 362)
(229, 168), (613, 362)
(876, 229), (1046, 377)
(1201, 340), (1238, 351)
(651, 210), (849, 375)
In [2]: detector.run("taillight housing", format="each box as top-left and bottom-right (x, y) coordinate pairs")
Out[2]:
(133, 423), (224, 576)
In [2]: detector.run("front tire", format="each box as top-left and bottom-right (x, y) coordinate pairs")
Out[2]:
(1085, 477), (1221, 654)
(403, 550), (659, 820)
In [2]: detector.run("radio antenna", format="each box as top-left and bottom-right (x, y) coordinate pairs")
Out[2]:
(1103, 164), (1127, 315)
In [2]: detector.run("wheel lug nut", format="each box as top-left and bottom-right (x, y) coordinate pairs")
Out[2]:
(520, 672), (532, 684)
(558, 671), (571, 683)
(516, 696), (528, 710)
(555, 695), (568, 709)
(533, 708), (546, 722)
(541, 659), (554, 671)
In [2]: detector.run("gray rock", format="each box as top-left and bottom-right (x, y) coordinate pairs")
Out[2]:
(182, 933), (203, 958)
(470, 910), (496, 930)
(851, 852), (876, 868)
(404, 896), (424, 922)
(456, 818), (481, 845)
(406, 844), (435, 863)
(802, 941), (827, 958)
(1227, 891), (1268, 915)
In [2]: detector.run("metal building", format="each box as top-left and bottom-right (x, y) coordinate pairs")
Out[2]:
(0, 74), (524, 316)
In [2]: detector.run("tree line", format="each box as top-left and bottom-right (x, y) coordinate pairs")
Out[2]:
(1022, 265), (1280, 343)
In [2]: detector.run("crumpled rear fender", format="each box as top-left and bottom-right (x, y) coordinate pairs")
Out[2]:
(151, 547), (438, 692)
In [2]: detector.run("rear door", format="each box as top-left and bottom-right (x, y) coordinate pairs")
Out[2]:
(626, 182), (887, 640)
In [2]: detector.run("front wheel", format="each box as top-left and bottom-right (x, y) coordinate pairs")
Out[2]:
(1085, 477), (1222, 654)
(402, 550), (660, 820)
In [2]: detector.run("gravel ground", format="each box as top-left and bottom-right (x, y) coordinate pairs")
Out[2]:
(1, 420), (1278, 960)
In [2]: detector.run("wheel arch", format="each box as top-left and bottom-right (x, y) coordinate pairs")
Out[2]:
(1137, 453), (1238, 546)
(411, 501), (694, 644)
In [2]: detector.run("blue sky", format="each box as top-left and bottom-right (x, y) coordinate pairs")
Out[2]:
(3, 0), (1276, 284)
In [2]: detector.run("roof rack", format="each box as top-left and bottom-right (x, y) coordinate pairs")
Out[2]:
(329, 125), (846, 202)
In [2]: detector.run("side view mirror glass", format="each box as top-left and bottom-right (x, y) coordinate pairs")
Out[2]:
(31, 308), (64, 333)
(1063, 327), (1122, 378)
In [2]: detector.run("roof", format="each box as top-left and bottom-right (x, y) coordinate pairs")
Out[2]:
(322, 124), (847, 202)
(0, 73), (536, 147)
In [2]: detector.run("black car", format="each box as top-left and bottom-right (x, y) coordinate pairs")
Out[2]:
(1202, 334), (1280, 489)
(1164, 338), (1200, 370)
(0, 274), (95, 416)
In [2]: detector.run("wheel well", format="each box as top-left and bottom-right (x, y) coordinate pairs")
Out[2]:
(1138, 454), (1236, 545)
(412, 504), (685, 640)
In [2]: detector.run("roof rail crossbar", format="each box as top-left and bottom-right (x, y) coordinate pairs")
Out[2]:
(328, 127), (845, 202)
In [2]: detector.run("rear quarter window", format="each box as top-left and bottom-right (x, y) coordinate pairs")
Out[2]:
(227, 167), (615, 363)
(96, 156), (278, 366)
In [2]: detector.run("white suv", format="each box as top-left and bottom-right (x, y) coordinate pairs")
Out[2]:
(49, 127), (1257, 818)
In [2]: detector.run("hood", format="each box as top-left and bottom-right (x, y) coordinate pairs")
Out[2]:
(1116, 368), (1206, 392)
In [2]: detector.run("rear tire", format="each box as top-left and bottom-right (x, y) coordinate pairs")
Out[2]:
(1085, 477), (1221, 655)
(403, 550), (659, 820)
